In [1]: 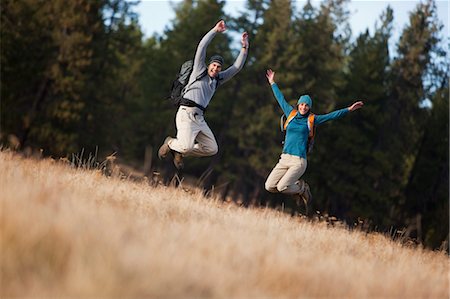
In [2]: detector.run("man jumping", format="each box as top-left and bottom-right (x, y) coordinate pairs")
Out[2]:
(158, 20), (249, 169)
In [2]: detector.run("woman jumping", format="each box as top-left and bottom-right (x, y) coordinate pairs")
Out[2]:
(264, 69), (364, 214)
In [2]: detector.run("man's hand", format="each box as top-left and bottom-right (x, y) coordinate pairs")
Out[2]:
(266, 69), (275, 84)
(214, 20), (226, 33)
(348, 101), (364, 111)
(241, 32), (249, 48)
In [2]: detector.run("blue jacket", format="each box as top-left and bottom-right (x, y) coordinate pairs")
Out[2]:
(271, 83), (349, 159)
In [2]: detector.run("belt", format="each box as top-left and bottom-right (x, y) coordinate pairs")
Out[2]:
(179, 98), (206, 112)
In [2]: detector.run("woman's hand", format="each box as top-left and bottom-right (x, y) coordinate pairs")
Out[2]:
(348, 101), (364, 111)
(214, 20), (226, 33)
(266, 69), (275, 84)
(241, 32), (249, 48)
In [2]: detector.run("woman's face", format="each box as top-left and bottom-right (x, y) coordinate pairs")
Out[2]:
(298, 102), (310, 115)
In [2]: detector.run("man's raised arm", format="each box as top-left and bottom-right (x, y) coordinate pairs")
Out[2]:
(219, 32), (249, 84)
(191, 20), (227, 77)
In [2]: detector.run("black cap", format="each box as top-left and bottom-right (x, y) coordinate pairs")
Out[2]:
(208, 55), (224, 66)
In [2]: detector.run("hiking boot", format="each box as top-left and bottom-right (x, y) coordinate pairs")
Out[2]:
(302, 182), (312, 204)
(172, 151), (184, 169)
(158, 136), (172, 159)
(295, 180), (313, 215)
(301, 182), (313, 216)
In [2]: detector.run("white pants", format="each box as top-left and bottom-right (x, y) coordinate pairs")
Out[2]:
(265, 153), (307, 194)
(168, 106), (218, 157)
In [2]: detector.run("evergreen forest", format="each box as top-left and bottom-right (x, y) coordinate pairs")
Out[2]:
(1, 0), (448, 250)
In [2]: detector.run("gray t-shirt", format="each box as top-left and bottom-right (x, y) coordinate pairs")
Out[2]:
(183, 29), (247, 108)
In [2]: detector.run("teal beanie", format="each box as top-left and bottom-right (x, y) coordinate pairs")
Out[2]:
(297, 95), (312, 108)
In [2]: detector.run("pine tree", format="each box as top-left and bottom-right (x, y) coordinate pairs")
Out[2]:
(404, 85), (449, 249)
(1, 0), (103, 155)
(214, 0), (294, 204)
(1, 0), (57, 150)
(1, 0), (147, 158)
(285, 0), (351, 214)
(381, 0), (443, 220)
(311, 7), (394, 224)
(77, 0), (145, 160)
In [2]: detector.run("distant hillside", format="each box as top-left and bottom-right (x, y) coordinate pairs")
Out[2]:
(1, 151), (448, 298)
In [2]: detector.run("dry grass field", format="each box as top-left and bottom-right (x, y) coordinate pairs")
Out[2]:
(1, 150), (449, 298)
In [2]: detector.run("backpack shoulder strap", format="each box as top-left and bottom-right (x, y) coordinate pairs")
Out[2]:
(215, 74), (223, 89)
(283, 109), (298, 131)
(182, 68), (207, 95)
(196, 69), (208, 81)
(307, 113), (315, 137)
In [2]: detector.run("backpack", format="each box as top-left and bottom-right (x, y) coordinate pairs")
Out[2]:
(280, 109), (316, 153)
(168, 60), (220, 111)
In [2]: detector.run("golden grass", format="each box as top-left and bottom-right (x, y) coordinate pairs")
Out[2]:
(1, 150), (448, 298)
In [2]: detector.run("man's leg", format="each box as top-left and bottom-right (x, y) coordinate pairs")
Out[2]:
(187, 121), (218, 157)
(168, 107), (200, 155)
(169, 107), (218, 158)
(160, 107), (201, 169)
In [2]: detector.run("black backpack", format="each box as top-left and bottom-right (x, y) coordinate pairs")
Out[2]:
(168, 60), (220, 111)
(168, 60), (206, 106)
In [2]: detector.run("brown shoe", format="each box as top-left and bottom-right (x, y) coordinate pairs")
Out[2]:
(173, 151), (184, 169)
(158, 136), (172, 159)
(302, 182), (312, 204)
(295, 180), (313, 215)
(301, 182), (313, 215)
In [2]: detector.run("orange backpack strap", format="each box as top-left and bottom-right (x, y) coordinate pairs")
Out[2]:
(307, 113), (315, 137)
(283, 109), (298, 131)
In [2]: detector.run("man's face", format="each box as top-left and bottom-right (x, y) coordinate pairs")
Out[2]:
(208, 62), (222, 78)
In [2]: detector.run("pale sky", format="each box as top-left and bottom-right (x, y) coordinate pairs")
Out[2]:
(134, 0), (449, 49)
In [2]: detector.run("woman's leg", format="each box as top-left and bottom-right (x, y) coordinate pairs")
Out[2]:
(275, 154), (307, 194)
(265, 157), (289, 193)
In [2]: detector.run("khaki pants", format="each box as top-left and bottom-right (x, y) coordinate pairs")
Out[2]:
(168, 106), (218, 157)
(265, 153), (307, 194)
